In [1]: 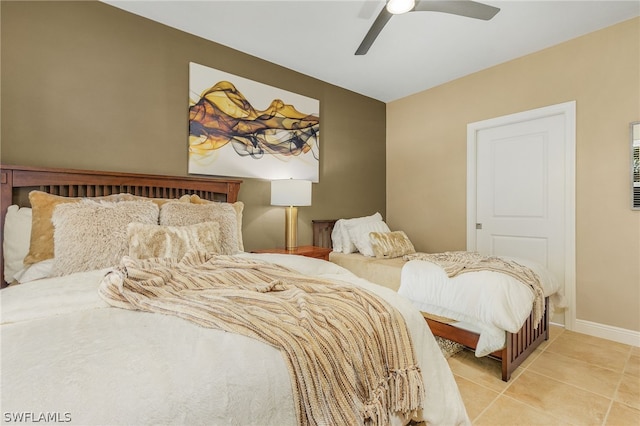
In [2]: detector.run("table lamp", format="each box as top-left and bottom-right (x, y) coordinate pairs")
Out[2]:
(271, 179), (312, 250)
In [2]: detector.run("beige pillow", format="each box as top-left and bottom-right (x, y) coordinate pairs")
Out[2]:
(160, 201), (240, 255)
(370, 231), (416, 259)
(188, 195), (244, 252)
(159, 202), (240, 255)
(51, 200), (159, 276)
(25, 191), (132, 265)
(128, 221), (221, 260)
(25, 191), (190, 265)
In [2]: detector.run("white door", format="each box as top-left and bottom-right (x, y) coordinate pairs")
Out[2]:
(467, 102), (576, 327)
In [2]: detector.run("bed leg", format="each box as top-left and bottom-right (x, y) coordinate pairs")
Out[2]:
(502, 342), (511, 381)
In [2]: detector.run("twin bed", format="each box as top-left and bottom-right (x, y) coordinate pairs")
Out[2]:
(312, 219), (563, 382)
(0, 164), (469, 426)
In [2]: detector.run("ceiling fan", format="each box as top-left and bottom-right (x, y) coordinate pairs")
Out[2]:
(355, 0), (500, 55)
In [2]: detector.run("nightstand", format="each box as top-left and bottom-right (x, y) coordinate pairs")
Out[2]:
(252, 245), (332, 261)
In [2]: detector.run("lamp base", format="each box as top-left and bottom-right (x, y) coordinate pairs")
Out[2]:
(284, 206), (298, 251)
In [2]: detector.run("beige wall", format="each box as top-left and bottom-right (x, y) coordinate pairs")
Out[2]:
(3, 1), (637, 333)
(387, 18), (640, 332)
(0, 1), (386, 251)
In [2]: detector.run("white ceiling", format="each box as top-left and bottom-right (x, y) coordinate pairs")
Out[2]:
(102, 0), (640, 102)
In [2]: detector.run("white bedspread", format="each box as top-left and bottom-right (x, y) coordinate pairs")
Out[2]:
(1, 253), (469, 426)
(398, 256), (565, 356)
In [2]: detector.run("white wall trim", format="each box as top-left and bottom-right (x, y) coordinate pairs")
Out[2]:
(467, 101), (576, 330)
(573, 319), (640, 347)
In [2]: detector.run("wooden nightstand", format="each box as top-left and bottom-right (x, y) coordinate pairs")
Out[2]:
(252, 245), (332, 261)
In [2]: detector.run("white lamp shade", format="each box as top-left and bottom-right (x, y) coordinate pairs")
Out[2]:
(271, 179), (312, 206)
(386, 0), (415, 14)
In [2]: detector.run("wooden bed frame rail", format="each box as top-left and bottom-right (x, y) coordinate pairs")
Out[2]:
(312, 218), (550, 381)
(425, 298), (549, 381)
(0, 164), (242, 288)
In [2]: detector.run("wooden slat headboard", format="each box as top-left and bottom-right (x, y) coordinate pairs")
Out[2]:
(312, 219), (336, 249)
(0, 164), (242, 288)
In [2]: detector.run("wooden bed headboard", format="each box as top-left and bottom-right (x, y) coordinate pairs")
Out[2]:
(312, 219), (336, 249)
(0, 164), (242, 288)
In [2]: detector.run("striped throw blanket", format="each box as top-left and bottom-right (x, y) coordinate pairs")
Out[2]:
(404, 251), (545, 327)
(99, 251), (424, 426)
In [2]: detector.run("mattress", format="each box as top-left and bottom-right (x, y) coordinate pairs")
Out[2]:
(329, 251), (404, 291)
(1, 253), (470, 426)
(328, 251), (564, 356)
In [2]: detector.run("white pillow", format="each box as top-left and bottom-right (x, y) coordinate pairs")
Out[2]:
(348, 220), (391, 257)
(13, 259), (54, 284)
(340, 212), (383, 254)
(330, 220), (345, 252)
(3, 205), (32, 282)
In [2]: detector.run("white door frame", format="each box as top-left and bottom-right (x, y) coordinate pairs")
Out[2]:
(466, 101), (576, 330)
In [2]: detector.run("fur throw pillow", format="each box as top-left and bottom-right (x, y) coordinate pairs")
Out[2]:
(26, 191), (133, 265)
(128, 221), (221, 260)
(51, 200), (159, 276)
(370, 231), (416, 259)
(188, 195), (244, 252)
(26, 191), (190, 265)
(159, 202), (240, 255)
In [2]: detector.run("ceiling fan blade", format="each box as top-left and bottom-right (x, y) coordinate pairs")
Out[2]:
(413, 0), (500, 20)
(355, 5), (393, 55)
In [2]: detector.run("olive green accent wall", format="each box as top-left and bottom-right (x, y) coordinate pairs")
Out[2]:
(387, 18), (640, 332)
(0, 1), (386, 251)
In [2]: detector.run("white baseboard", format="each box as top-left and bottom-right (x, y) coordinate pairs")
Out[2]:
(571, 319), (640, 347)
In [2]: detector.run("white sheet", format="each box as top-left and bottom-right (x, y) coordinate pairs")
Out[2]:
(1, 253), (470, 426)
(398, 256), (565, 356)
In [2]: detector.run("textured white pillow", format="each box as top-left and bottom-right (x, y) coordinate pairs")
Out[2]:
(13, 259), (54, 284)
(128, 221), (221, 260)
(330, 220), (345, 252)
(340, 212), (383, 254)
(3, 205), (32, 282)
(347, 220), (391, 257)
(51, 200), (159, 277)
(159, 202), (240, 255)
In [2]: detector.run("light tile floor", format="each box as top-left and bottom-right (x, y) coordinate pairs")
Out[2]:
(446, 325), (640, 425)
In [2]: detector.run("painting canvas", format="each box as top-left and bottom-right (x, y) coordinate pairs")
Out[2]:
(188, 62), (320, 182)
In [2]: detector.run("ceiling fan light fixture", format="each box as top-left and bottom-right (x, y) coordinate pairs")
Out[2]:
(386, 0), (415, 15)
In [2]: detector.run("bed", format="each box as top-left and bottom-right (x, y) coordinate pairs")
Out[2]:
(312, 218), (562, 382)
(0, 164), (469, 426)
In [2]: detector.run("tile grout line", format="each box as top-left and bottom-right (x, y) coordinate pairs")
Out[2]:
(471, 329), (567, 425)
(529, 351), (626, 400)
(601, 346), (635, 425)
(524, 337), (631, 426)
(469, 346), (536, 423)
(462, 328), (639, 425)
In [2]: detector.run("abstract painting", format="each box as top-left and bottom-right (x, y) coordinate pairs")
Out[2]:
(188, 62), (320, 182)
